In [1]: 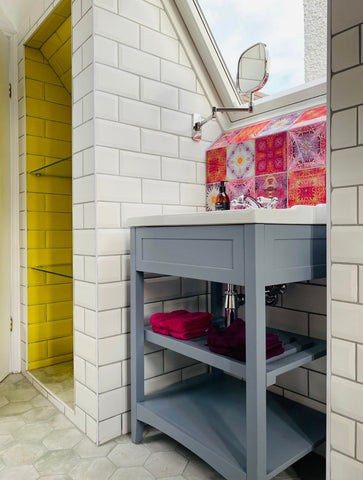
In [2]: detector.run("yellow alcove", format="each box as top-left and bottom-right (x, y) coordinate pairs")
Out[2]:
(25, 0), (73, 402)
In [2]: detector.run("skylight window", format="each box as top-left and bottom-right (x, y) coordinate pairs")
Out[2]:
(197, 0), (327, 97)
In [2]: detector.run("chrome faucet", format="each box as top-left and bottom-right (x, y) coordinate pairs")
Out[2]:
(231, 195), (278, 209)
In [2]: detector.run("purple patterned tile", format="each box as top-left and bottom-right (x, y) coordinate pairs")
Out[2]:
(257, 112), (302, 136)
(288, 121), (326, 171)
(226, 178), (255, 209)
(255, 173), (287, 209)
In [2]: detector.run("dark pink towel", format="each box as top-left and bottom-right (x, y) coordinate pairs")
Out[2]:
(152, 325), (208, 340)
(208, 343), (285, 361)
(150, 310), (213, 333)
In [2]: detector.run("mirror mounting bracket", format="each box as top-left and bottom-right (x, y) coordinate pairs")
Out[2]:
(192, 94), (253, 142)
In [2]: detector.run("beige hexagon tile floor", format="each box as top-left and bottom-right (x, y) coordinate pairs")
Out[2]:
(0, 374), (325, 480)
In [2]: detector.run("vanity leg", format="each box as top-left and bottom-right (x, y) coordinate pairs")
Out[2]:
(244, 225), (267, 480)
(211, 282), (224, 323)
(130, 228), (145, 443)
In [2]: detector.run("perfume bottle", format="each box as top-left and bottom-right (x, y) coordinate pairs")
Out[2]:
(215, 181), (230, 210)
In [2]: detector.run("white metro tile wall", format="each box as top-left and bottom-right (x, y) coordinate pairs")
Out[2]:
(330, 3), (363, 476)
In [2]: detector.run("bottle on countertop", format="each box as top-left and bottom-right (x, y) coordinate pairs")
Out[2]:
(215, 181), (230, 210)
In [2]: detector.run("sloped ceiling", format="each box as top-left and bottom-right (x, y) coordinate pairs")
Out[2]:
(26, 0), (71, 94)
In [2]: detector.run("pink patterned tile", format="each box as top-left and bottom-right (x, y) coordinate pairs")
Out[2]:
(257, 112), (302, 136)
(226, 178), (255, 209)
(206, 148), (226, 184)
(230, 121), (270, 144)
(294, 106), (327, 126)
(255, 173), (287, 209)
(288, 167), (326, 207)
(209, 129), (241, 149)
(226, 140), (255, 180)
(255, 133), (287, 176)
(288, 121), (326, 171)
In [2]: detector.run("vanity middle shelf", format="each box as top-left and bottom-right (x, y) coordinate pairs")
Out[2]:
(144, 325), (326, 387)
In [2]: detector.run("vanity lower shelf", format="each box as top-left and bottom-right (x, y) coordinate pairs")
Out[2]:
(137, 372), (325, 480)
(144, 326), (326, 387)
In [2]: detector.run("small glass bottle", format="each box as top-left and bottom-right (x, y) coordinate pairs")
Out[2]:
(215, 181), (230, 210)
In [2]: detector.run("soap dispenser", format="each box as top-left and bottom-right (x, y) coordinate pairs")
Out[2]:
(215, 181), (230, 210)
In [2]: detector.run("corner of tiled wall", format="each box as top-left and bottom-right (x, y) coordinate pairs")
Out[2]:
(330, 0), (363, 477)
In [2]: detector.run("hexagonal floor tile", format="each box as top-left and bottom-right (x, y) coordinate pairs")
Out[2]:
(109, 466), (155, 480)
(75, 437), (116, 459)
(0, 397), (8, 409)
(144, 451), (187, 478)
(183, 458), (224, 480)
(42, 428), (83, 450)
(12, 423), (53, 443)
(48, 413), (74, 430)
(4, 387), (38, 403)
(0, 434), (14, 450)
(69, 457), (115, 480)
(39, 476), (71, 480)
(108, 443), (150, 468)
(0, 465), (39, 480)
(2, 443), (46, 466)
(31, 394), (50, 407)
(0, 402), (33, 416)
(34, 450), (80, 476)
(0, 419), (25, 435)
(22, 406), (57, 423)
(142, 429), (177, 452)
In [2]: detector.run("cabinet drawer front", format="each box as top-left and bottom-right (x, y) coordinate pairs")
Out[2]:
(135, 225), (245, 284)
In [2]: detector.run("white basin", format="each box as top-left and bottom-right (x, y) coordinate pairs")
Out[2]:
(127, 204), (327, 227)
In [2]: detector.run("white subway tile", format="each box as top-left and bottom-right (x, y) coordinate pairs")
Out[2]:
(97, 229), (130, 255)
(179, 137), (210, 162)
(95, 119), (140, 151)
(332, 27), (359, 72)
(73, 204), (84, 229)
(331, 264), (358, 301)
(98, 256), (121, 283)
(75, 280), (97, 310)
(180, 183), (205, 206)
(283, 283), (326, 315)
(84, 203), (96, 228)
(99, 387), (127, 420)
(332, 0), (363, 34)
(284, 390), (325, 413)
(119, 151), (160, 180)
(118, 0), (159, 30)
(99, 334), (129, 364)
(73, 99), (83, 128)
(331, 413), (355, 457)
(119, 45), (160, 81)
(82, 36), (93, 68)
(85, 309), (97, 338)
(119, 97), (160, 129)
(276, 368), (308, 395)
(74, 120), (94, 152)
(97, 202), (121, 229)
(95, 64), (139, 100)
(357, 345), (363, 383)
(84, 256), (96, 283)
(308, 371), (326, 403)
(74, 331), (97, 363)
(304, 356), (326, 374)
(332, 146), (363, 187)
(82, 93), (93, 123)
(179, 45), (191, 67)
(99, 416), (122, 444)
(72, 47), (82, 77)
(94, 35), (118, 67)
(332, 65), (363, 111)
(94, 6), (139, 48)
(332, 338), (356, 380)
(74, 306), (85, 332)
(143, 179), (179, 204)
(94, 0), (117, 13)
(332, 300), (363, 343)
(161, 60), (196, 91)
(121, 255), (130, 281)
(85, 362), (97, 391)
(73, 176), (95, 204)
(95, 147), (119, 175)
(331, 226), (363, 263)
(73, 255), (85, 281)
(73, 9), (92, 52)
(162, 205), (197, 215)
(75, 381), (97, 418)
(99, 363), (122, 393)
(144, 351), (163, 379)
(121, 203), (162, 227)
(182, 363), (208, 381)
(144, 276), (180, 303)
(196, 163), (206, 185)
(74, 356), (86, 384)
(145, 370), (181, 395)
(122, 359), (130, 385)
(359, 187), (363, 223)
(74, 230), (96, 255)
(331, 109), (357, 150)
(332, 374), (363, 422)
(141, 129), (178, 157)
(98, 282), (128, 310)
(140, 78), (178, 110)
(96, 175), (141, 203)
(161, 109), (191, 137)
(331, 187), (357, 224)
(266, 307), (309, 336)
(95, 91), (118, 121)
(331, 451), (363, 480)
(358, 107), (363, 144)
(179, 90), (211, 117)
(86, 415), (97, 442)
(359, 266), (363, 302)
(181, 278), (207, 297)
(162, 157), (196, 183)
(357, 422), (363, 461)
(164, 296), (199, 313)
(140, 26), (178, 62)
(98, 309), (122, 338)
(164, 350), (196, 373)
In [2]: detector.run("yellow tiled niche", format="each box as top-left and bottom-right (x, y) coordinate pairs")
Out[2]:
(25, 2), (72, 370)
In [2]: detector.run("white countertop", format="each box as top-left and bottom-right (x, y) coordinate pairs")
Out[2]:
(127, 204), (327, 227)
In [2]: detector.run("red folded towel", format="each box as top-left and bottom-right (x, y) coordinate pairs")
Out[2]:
(150, 310), (213, 333)
(152, 325), (208, 340)
(208, 343), (285, 361)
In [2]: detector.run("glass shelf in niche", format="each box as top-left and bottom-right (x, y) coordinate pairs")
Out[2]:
(29, 156), (72, 178)
(30, 264), (73, 279)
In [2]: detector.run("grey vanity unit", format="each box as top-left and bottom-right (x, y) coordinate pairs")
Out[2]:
(129, 208), (327, 480)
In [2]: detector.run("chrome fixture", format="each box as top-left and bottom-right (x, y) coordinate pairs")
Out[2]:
(193, 42), (270, 141)
(265, 284), (287, 306)
(231, 195), (278, 210)
(224, 284), (239, 327)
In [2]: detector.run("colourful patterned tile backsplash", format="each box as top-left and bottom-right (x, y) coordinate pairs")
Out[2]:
(206, 105), (327, 210)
